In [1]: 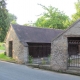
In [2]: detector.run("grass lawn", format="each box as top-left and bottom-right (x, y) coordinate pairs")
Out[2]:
(0, 43), (5, 50)
(0, 53), (15, 62)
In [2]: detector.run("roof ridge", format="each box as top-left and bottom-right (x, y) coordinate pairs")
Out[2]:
(51, 19), (80, 41)
(12, 24), (64, 31)
(11, 24), (63, 46)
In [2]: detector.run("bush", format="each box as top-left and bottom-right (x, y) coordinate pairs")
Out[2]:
(28, 56), (33, 63)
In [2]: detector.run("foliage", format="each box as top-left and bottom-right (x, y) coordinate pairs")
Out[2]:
(0, 0), (8, 42)
(10, 20), (17, 24)
(48, 54), (51, 62)
(41, 58), (46, 65)
(0, 42), (5, 50)
(71, 0), (80, 23)
(0, 0), (17, 42)
(23, 23), (30, 26)
(0, 53), (15, 62)
(28, 56), (33, 63)
(7, 13), (17, 24)
(34, 5), (71, 29)
(68, 59), (72, 64)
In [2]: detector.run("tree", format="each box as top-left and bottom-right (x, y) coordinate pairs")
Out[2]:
(34, 5), (70, 29)
(8, 13), (17, 24)
(0, 0), (8, 42)
(71, 0), (80, 22)
(34, 16), (48, 28)
(0, 0), (17, 42)
(23, 23), (30, 26)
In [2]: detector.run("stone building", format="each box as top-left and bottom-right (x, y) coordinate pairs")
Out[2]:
(51, 19), (80, 71)
(5, 24), (63, 63)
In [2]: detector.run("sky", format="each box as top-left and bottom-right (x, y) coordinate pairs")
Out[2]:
(6, 0), (77, 25)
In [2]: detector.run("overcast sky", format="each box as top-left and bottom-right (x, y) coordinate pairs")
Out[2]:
(6, 0), (77, 25)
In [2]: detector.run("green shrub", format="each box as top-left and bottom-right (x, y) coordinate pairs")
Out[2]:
(28, 56), (33, 63)
(41, 58), (46, 65)
(68, 59), (72, 63)
(48, 54), (51, 62)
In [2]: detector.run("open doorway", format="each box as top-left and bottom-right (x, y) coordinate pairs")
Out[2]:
(9, 41), (13, 57)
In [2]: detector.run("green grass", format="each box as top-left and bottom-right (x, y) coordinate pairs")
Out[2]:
(0, 43), (5, 50)
(0, 53), (15, 62)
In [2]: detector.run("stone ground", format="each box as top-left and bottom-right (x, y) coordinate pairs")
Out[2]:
(0, 61), (80, 80)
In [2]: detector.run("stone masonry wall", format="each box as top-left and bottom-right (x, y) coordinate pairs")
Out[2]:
(5, 25), (28, 63)
(51, 36), (68, 70)
(51, 20), (80, 71)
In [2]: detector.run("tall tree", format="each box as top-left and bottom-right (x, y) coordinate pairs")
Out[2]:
(7, 13), (17, 24)
(0, 0), (17, 42)
(34, 5), (70, 29)
(72, 0), (80, 22)
(0, 0), (8, 42)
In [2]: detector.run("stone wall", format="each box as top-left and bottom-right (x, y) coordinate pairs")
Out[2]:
(51, 20), (80, 71)
(5, 25), (28, 63)
(32, 57), (50, 64)
(51, 35), (68, 70)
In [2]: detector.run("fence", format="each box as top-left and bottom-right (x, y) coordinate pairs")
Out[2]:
(68, 54), (80, 67)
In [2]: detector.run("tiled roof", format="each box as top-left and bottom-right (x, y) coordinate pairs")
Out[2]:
(12, 24), (64, 46)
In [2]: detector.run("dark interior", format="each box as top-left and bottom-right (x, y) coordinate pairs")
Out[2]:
(28, 43), (51, 58)
(9, 41), (13, 57)
(68, 37), (80, 56)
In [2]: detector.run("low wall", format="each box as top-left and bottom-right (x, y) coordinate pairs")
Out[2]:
(30, 57), (51, 64)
